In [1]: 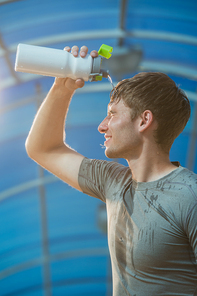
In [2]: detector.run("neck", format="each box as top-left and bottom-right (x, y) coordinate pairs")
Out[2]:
(127, 147), (178, 183)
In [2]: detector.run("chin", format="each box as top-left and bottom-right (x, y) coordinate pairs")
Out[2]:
(105, 148), (121, 159)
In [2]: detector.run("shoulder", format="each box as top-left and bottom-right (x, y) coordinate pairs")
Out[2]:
(167, 167), (197, 217)
(160, 167), (197, 231)
(177, 167), (197, 181)
(172, 167), (197, 199)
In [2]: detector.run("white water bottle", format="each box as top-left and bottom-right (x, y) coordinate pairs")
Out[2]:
(15, 43), (113, 82)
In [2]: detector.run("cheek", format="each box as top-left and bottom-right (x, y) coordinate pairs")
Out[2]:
(108, 118), (122, 129)
(114, 119), (132, 132)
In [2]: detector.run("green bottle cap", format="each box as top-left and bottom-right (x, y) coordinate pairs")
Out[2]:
(98, 44), (113, 59)
(95, 75), (103, 81)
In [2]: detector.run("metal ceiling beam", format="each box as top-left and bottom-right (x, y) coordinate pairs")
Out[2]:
(138, 60), (197, 81)
(0, 246), (109, 281)
(118, 0), (128, 47)
(1, 28), (197, 58)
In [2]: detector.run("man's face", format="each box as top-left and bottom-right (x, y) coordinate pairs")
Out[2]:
(98, 99), (142, 160)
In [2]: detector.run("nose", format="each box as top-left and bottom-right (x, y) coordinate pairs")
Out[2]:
(98, 117), (109, 134)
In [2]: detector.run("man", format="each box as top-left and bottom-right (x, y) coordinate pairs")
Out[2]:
(26, 45), (197, 296)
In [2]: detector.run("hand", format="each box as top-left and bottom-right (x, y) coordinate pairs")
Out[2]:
(54, 45), (98, 91)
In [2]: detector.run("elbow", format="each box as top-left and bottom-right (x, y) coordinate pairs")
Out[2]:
(25, 137), (33, 159)
(25, 137), (37, 160)
(25, 136), (51, 165)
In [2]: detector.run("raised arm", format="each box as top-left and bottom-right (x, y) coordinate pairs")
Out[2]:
(25, 45), (98, 191)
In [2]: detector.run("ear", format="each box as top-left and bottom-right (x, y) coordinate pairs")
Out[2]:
(139, 110), (154, 132)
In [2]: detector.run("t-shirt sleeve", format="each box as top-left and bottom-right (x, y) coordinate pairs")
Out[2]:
(176, 169), (197, 262)
(185, 202), (197, 262)
(78, 157), (131, 203)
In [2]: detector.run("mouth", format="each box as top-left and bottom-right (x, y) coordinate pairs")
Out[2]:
(104, 136), (112, 146)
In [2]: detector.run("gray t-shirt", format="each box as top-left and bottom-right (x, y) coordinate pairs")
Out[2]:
(78, 158), (197, 296)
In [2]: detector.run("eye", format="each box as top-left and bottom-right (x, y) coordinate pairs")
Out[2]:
(108, 111), (115, 118)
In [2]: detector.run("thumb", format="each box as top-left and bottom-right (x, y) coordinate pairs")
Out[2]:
(64, 77), (85, 90)
(75, 78), (85, 88)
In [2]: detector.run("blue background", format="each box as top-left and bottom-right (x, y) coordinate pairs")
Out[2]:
(0, 0), (197, 295)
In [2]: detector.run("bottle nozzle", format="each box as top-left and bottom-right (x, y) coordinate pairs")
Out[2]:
(89, 69), (109, 82)
(100, 69), (109, 78)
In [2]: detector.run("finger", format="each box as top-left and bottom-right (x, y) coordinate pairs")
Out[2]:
(64, 46), (71, 52)
(90, 50), (98, 58)
(80, 46), (88, 58)
(71, 45), (79, 57)
(75, 78), (85, 88)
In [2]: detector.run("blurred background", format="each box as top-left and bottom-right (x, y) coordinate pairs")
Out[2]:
(0, 0), (197, 295)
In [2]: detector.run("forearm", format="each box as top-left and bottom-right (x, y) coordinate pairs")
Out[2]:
(26, 80), (75, 157)
(26, 44), (97, 159)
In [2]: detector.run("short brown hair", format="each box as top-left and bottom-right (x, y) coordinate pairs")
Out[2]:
(110, 72), (191, 153)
